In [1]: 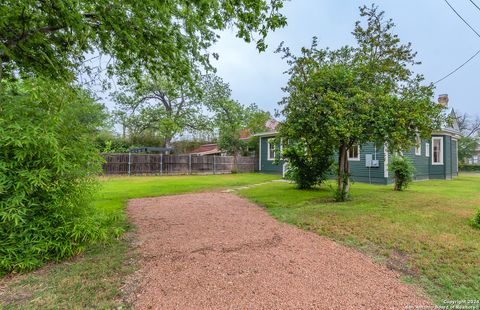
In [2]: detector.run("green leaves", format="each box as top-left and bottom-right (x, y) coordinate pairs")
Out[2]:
(0, 78), (110, 274)
(458, 136), (478, 162)
(204, 76), (271, 156)
(0, 0), (287, 84)
(279, 6), (443, 197)
(389, 156), (415, 191)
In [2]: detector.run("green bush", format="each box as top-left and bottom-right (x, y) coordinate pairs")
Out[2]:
(471, 209), (480, 229)
(459, 164), (480, 172)
(0, 78), (111, 274)
(389, 156), (415, 191)
(282, 144), (333, 189)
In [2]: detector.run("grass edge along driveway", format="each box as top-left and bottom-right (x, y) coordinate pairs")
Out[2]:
(238, 174), (480, 306)
(0, 173), (279, 309)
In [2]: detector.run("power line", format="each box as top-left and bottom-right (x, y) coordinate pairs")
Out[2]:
(468, 0), (480, 13)
(434, 48), (480, 84)
(443, 0), (480, 38)
(434, 0), (480, 84)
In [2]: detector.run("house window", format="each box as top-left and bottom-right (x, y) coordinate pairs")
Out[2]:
(425, 143), (430, 157)
(432, 137), (443, 165)
(415, 136), (421, 156)
(348, 145), (360, 161)
(267, 140), (276, 160)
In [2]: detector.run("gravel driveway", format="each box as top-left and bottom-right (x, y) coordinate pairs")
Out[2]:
(126, 192), (430, 309)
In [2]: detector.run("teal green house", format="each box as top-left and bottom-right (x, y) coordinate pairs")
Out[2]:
(255, 110), (461, 185)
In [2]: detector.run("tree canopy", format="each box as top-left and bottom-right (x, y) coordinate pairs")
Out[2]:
(204, 75), (270, 167)
(0, 0), (287, 83)
(279, 5), (444, 200)
(112, 75), (211, 147)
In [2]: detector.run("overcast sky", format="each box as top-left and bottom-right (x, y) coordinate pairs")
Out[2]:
(210, 0), (480, 118)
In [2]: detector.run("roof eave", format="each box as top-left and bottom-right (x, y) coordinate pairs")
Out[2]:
(252, 131), (279, 137)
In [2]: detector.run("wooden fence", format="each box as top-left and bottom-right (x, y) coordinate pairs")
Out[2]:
(101, 153), (258, 176)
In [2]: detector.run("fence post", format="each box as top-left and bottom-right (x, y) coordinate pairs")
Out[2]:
(189, 154), (192, 175)
(160, 154), (163, 176)
(213, 155), (216, 175)
(128, 152), (131, 176)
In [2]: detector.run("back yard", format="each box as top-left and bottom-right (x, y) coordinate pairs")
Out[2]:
(0, 174), (278, 309)
(1, 173), (479, 308)
(239, 174), (480, 304)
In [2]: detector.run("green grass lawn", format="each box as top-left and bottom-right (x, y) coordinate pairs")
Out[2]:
(2, 173), (478, 308)
(238, 174), (480, 304)
(0, 173), (278, 309)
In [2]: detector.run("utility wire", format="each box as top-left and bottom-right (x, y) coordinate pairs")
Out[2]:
(434, 48), (480, 84)
(468, 0), (480, 13)
(444, 0), (480, 38)
(434, 0), (480, 84)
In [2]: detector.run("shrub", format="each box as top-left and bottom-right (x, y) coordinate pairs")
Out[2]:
(0, 78), (110, 274)
(471, 209), (480, 229)
(459, 164), (480, 172)
(282, 144), (333, 189)
(389, 156), (415, 191)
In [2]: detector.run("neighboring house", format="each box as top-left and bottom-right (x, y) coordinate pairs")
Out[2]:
(189, 144), (223, 156)
(467, 146), (480, 164)
(255, 97), (461, 184)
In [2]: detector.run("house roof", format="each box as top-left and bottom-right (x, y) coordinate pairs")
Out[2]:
(433, 108), (462, 138)
(253, 131), (279, 137)
(189, 144), (222, 155)
(265, 119), (279, 131)
(239, 129), (251, 140)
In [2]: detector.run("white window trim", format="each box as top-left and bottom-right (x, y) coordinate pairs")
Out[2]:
(384, 146), (389, 178)
(267, 140), (276, 161)
(432, 137), (444, 165)
(259, 137), (262, 170)
(452, 138), (458, 174)
(280, 138), (283, 159)
(348, 145), (361, 161)
(425, 143), (430, 157)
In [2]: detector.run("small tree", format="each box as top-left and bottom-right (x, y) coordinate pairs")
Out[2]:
(458, 136), (478, 163)
(282, 143), (334, 189)
(204, 76), (270, 171)
(389, 156), (415, 191)
(278, 5), (443, 200)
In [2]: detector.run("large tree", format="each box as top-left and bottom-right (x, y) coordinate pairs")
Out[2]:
(0, 0), (286, 83)
(452, 111), (479, 163)
(113, 75), (211, 147)
(454, 111), (480, 138)
(279, 5), (443, 200)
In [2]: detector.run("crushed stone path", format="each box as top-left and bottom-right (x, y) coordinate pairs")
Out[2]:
(126, 192), (430, 310)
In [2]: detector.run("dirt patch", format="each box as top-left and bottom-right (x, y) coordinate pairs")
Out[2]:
(126, 192), (430, 309)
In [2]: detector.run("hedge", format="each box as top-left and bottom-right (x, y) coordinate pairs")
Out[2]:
(459, 164), (480, 172)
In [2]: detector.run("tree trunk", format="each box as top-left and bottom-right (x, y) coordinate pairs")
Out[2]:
(337, 144), (350, 201)
(164, 136), (172, 149)
(345, 155), (350, 193)
(337, 145), (345, 194)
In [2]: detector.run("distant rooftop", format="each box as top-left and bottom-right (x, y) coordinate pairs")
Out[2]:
(130, 147), (173, 153)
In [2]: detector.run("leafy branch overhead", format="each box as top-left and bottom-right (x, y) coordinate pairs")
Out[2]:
(0, 0), (287, 82)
